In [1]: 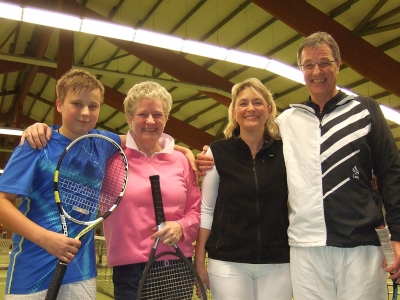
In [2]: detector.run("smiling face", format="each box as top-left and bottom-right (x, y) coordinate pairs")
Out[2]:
(232, 88), (271, 135)
(56, 88), (101, 140)
(127, 98), (166, 154)
(300, 44), (341, 105)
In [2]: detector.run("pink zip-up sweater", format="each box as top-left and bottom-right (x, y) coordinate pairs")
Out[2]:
(103, 132), (201, 266)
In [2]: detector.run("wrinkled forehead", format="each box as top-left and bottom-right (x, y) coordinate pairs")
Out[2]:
(300, 44), (335, 62)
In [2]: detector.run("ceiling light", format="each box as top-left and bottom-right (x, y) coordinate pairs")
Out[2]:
(340, 89), (400, 124)
(0, 1), (21, 21)
(81, 18), (135, 41)
(266, 60), (304, 84)
(379, 105), (400, 124)
(225, 49), (270, 69)
(0, 1), (399, 125)
(0, 128), (23, 136)
(133, 29), (184, 51)
(181, 40), (228, 60)
(22, 7), (82, 31)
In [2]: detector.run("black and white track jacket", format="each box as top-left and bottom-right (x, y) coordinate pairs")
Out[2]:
(278, 91), (400, 247)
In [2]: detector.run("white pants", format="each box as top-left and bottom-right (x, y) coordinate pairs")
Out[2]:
(5, 278), (96, 300)
(208, 258), (292, 300)
(290, 246), (387, 300)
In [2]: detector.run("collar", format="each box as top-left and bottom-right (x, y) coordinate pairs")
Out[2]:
(232, 127), (274, 151)
(305, 91), (346, 114)
(126, 131), (175, 157)
(306, 90), (351, 114)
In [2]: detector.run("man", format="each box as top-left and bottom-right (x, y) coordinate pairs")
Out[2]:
(198, 32), (400, 300)
(278, 31), (400, 300)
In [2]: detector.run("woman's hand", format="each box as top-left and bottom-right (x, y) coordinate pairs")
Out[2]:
(194, 258), (210, 290)
(151, 221), (183, 245)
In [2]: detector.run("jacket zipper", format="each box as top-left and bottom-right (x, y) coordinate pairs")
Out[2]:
(253, 158), (262, 263)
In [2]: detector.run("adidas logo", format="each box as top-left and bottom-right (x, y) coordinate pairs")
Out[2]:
(352, 166), (359, 179)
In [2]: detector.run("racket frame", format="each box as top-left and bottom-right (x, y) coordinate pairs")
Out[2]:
(136, 175), (207, 300)
(46, 134), (128, 300)
(375, 226), (398, 300)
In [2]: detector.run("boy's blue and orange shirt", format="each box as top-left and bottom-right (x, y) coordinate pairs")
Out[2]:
(0, 126), (120, 294)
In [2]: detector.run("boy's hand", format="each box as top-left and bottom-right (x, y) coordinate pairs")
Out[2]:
(20, 123), (52, 150)
(42, 230), (81, 263)
(196, 145), (214, 177)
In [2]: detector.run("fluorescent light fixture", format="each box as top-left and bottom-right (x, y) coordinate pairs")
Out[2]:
(0, 170), (3, 174)
(266, 59), (304, 84)
(340, 88), (357, 96)
(339, 88), (400, 124)
(182, 40), (228, 60)
(133, 29), (184, 51)
(81, 18), (135, 41)
(0, 1), (21, 20)
(0, 128), (23, 136)
(22, 7), (82, 31)
(226, 49), (270, 69)
(1, 1), (400, 126)
(379, 105), (400, 124)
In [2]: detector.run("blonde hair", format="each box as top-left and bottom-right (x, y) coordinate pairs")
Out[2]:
(223, 78), (279, 139)
(124, 81), (172, 118)
(56, 69), (105, 104)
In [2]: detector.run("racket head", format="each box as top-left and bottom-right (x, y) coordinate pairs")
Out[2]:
(138, 175), (207, 299)
(54, 134), (128, 228)
(137, 249), (207, 300)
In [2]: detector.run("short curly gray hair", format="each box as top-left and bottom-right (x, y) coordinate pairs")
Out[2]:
(124, 81), (172, 119)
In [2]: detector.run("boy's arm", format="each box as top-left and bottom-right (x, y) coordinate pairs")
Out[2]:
(20, 124), (198, 182)
(20, 123), (52, 150)
(0, 192), (81, 262)
(20, 123), (126, 149)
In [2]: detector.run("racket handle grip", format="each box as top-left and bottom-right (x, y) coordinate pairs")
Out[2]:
(45, 262), (68, 300)
(149, 175), (166, 225)
(376, 226), (395, 266)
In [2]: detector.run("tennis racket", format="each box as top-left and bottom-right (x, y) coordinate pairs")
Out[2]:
(375, 226), (398, 300)
(137, 175), (207, 300)
(45, 133), (128, 300)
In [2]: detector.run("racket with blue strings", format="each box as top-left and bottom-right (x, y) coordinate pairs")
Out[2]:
(45, 134), (128, 300)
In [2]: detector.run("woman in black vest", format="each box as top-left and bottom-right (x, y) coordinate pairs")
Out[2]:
(194, 78), (291, 300)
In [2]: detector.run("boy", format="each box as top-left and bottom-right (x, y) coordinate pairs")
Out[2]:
(0, 69), (120, 299)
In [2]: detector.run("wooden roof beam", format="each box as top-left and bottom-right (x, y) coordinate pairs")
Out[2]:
(251, 0), (400, 98)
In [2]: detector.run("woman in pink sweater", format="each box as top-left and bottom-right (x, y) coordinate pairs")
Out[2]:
(103, 81), (201, 300)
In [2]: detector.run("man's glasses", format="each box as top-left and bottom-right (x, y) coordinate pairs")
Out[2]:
(299, 60), (336, 71)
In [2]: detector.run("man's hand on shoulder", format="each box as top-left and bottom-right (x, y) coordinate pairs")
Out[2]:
(196, 145), (214, 177)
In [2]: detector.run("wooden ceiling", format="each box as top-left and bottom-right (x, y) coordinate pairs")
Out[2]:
(0, 0), (400, 170)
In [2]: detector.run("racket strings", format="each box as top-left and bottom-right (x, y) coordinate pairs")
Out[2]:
(57, 136), (127, 221)
(98, 152), (128, 213)
(59, 178), (99, 215)
(141, 257), (196, 300)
